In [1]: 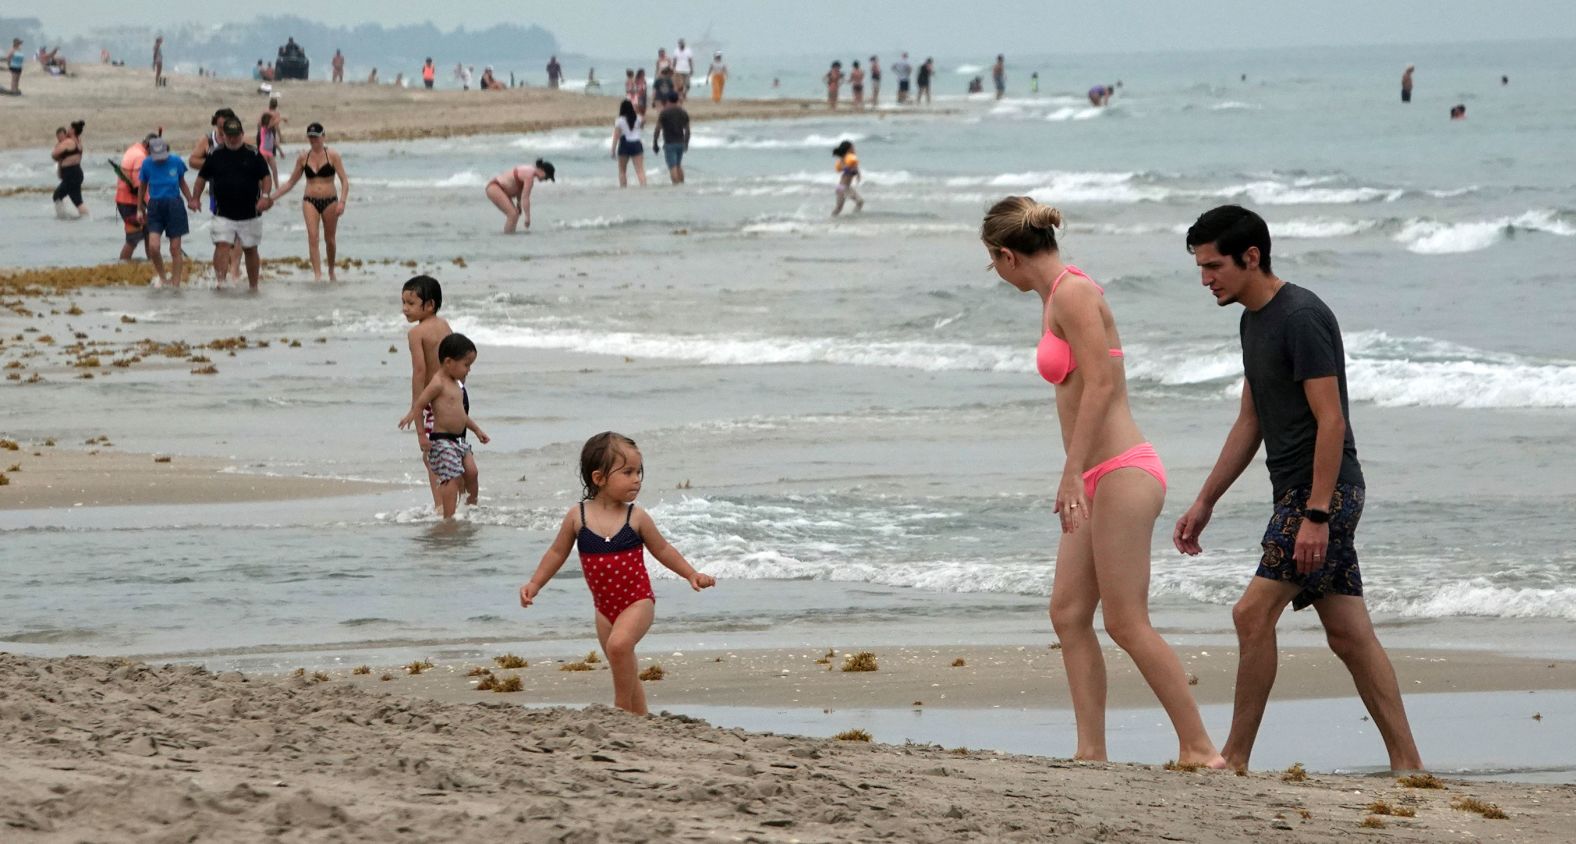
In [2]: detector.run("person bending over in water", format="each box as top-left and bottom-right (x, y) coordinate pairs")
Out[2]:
(270, 122), (350, 281)
(484, 159), (554, 233)
(51, 120), (88, 219)
(831, 140), (863, 216)
(983, 196), (1224, 769)
(519, 432), (716, 715)
(399, 333), (488, 519)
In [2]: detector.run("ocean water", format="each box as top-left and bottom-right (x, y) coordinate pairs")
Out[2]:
(2, 40), (1575, 670)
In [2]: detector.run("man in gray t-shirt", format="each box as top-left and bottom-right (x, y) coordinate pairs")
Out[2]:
(651, 93), (690, 184)
(1174, 204), (1422, 775)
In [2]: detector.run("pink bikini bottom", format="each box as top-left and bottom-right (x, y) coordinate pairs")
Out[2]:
(1082, 442), (1167, 501)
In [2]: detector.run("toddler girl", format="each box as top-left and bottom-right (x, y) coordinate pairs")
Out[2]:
(519, 432), (715, 714)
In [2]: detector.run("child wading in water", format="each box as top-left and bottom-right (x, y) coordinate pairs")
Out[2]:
(519, 432), (716, 714)
(831, 139), (864, 216)
(398, 333), (488, 518)
(401, 275), (453, 511)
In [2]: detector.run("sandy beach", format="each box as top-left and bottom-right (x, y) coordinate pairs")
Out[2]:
(3, 651), (1572, 843)
(0, 64), (827, 152)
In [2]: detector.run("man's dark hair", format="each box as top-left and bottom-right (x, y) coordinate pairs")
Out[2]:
(438, 332), (476, 362)
(1185, 204), (1273, 274)
(402, 274), (442, 312)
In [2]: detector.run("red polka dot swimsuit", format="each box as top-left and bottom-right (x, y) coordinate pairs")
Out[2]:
(577, 502), (655, 622)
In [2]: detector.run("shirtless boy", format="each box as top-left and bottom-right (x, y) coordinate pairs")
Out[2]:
(399, 333), (488, 519)
(400, 275), (453, 510)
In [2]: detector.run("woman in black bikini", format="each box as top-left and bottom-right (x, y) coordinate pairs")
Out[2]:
(270, 122), (349, 282)
(51, 120), (88, 219)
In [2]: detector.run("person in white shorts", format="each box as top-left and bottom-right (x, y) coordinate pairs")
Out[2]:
(189, 115), (275, 289)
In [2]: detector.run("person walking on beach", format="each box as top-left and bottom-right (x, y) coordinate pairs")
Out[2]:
(892, 52), (912, 104)
(152, 36), (163, 87)
(984, 196), (1225, 769)
(655, 48), (671, 77)
(849, 61), (866, 110)
(672, 38), (694, 101)
(547, 55), (563, 88)
(136, 137), (192, 288)
(707, 52), (727, 103)
(331, 49), (344, 83)
(189, 108), (241, 278)
(916, 57), (934, 105)
(868, 55), (881, 106)
(830, 140), (863, 216)
(399, 333), (488, 519)
(189, 115), (274, 290)
(633, 68), (649, 118)
(611, 100), (647, 188)
(484, 159), (554, 233)
(519, 432), (716, 715)
(113, 133), (155, 262)
(400, 274), (452, 511)
(8, 38), (26, 95)
(652, 66), (676, 109)
(421, 58), (436, 89)
(992, 54), (1006, 99)
(1175, 205), (1423, 774)
(1401, 64), (1414, 103)
(824, 61), (843, 110)
(51, 121), (88, 220)
(652, 92), (689, 184)
(269, 122), (349, 282)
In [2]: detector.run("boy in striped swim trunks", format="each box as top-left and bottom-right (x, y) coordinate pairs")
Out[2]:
(399, 333), (488, 519)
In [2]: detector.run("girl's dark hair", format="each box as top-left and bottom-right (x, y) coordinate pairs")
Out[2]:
(832, 140), (853, 157)
(69, 120), (85, 136)
(1184, 204), (1273, 274)
(980, 196), (1064, 256)
(402, 274), (442, 311)
(618, 99), (637, 124)
(580, 431), (639, 499)
(437, 332), (476, 362)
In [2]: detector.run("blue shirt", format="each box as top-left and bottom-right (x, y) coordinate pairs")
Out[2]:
(139, 155), (187, 202)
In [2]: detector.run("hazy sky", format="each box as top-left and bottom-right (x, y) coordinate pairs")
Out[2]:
(19, 0), (1576, 57)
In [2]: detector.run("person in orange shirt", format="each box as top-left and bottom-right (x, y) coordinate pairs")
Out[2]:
(114, 133), (157, 260)
(422, 58), (436, 89)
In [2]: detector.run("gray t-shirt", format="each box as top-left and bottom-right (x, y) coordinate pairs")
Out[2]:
(656, 106), (690, 146)
(1239, 282), (1364, 496)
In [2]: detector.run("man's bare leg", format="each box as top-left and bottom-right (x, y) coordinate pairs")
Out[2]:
(1314, 595), (1424, 771)
(1221, 576), (1299, 770)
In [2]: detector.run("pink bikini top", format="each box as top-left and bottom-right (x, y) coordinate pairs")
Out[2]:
(1036, 265), (1125, 385)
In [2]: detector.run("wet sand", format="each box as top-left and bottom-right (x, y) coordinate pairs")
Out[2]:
(4, 652), (1571, 842)
(0, 447), (394, 510)
(0, 64), (831, 152)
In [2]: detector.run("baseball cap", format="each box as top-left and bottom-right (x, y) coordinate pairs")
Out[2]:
(305, 122), (325, 137)
(147, 137), (170, 161)
(221, 116), (244, 136)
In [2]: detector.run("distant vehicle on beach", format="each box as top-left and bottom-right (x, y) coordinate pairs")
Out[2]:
(276, 38), (309, 81)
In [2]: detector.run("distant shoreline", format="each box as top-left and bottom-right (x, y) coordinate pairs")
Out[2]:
(0, 64), (883, 153)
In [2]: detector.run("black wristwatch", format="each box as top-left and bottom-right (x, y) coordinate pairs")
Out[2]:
(1303, 508), (1331, 524)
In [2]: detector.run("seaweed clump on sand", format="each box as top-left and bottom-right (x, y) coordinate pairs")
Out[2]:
(833, 729), (872, 742)
(1397, 773), (1444, 789)
(638, 664), (664, 681)
(0, 263), (157, 295)
(841, 652), (878, 672)
(493, 653), (528, 669)
(1281, 762), (1308, 782)
(1451, 796), (1508, 819)
(559, 661), (593, 672)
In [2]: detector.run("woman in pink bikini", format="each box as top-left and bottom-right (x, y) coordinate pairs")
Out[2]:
(484, 159), (554, 233)
(983, 196), (1224, 768)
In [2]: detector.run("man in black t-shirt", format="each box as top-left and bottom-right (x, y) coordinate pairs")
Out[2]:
(651, 93), (690, 184)
(1174, 205), (1422, 774)
(189, 116), (273, 289)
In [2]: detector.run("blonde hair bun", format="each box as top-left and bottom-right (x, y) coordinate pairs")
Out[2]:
(1029, 204), (1063, 229)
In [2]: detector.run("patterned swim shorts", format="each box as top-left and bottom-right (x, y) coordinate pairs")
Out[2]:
(426, 436), (471, 484)
(1256, 483), (1365, 611)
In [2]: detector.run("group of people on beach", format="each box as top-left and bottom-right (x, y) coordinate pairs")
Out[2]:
(47, 100), (350, 288)
(400, 187), (1429, 775)
(824, 53), (934, 109)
